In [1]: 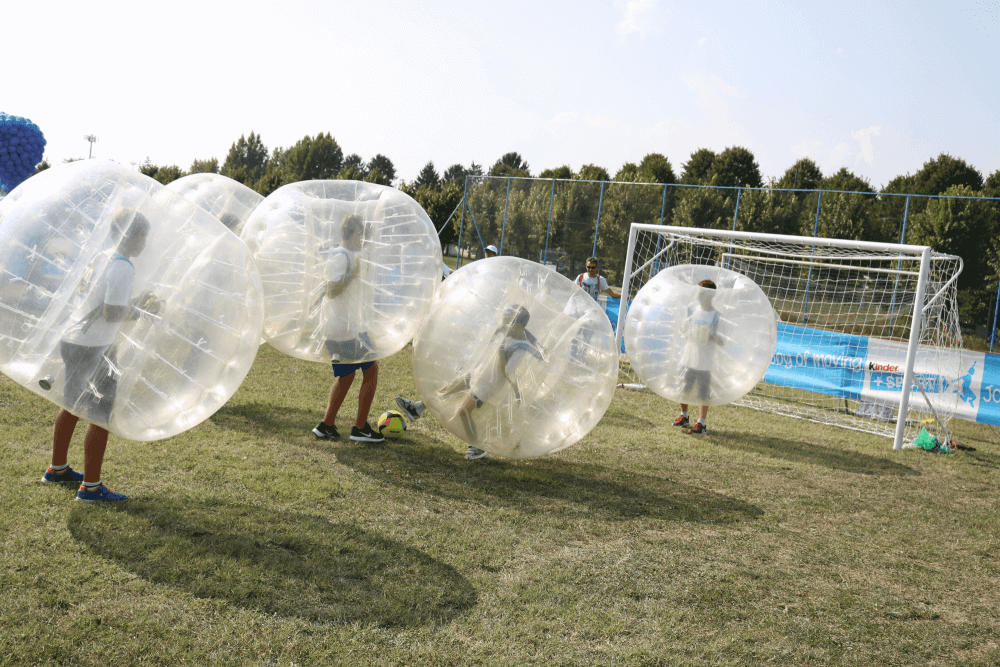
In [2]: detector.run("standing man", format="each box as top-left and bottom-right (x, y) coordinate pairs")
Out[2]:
(575, 257), (621, 299)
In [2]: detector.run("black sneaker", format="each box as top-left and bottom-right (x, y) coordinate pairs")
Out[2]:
(686, 422), (707, 435)
(312, 422), (339, 440)
(350, 423), (385, 443)
(672, 415), (689, 427)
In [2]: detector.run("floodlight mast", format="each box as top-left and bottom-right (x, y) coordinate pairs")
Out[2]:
(84, 135), (98, 159)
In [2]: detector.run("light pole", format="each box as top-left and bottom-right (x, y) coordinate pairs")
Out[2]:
(84, 135), (97, 159)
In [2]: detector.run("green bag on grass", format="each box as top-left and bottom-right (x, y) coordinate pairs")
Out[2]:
(914, 427), (937, 450)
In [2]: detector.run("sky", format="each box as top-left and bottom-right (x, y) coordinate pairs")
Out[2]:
(4, 0), (999, 190)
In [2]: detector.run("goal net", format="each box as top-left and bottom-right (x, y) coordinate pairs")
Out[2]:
(617, 224), (964, 449)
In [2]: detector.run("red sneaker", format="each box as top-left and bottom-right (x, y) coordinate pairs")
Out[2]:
(686, 422), (707, 435)
(672, 415), (689, 427)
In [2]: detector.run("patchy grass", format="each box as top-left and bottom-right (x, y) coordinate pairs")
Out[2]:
(2, 343), (999, 666)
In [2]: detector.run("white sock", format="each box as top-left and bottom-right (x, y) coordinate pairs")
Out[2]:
(698, 418), (706, 426)
(50, 463), (69, 473)
(83, 480), (102, 490)
(682, 411), (689, 419)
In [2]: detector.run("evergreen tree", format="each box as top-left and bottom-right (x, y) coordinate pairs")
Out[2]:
(415, 161), (440, 188)
(489, 152), (530, 177)
(282, 133), (343, 183)
(189, 158), (219, 174)
(342, 153), (365, 176)
(442, 163), (470, 184)
(366, 154), (396, 184)
(220, 132), (269, 186)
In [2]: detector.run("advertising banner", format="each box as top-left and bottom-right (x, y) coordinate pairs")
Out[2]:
(764, 323), (1000, 427)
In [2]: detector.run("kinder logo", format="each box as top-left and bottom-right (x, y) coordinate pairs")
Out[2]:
(868, 361), (899, 372)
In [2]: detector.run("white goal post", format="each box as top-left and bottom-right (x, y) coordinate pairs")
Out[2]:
(616, 224), (965, 450)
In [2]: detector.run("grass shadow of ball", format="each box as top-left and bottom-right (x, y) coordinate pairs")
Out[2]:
(335, 436), (763, 525)
(67, 497), (475, 627)
(710, 431), (920, 476)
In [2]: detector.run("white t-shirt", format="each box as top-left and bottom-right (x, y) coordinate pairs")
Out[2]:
(680, 302), (720, 371)
(62, 255), (135, 348)
(576, 273), (609, 300)
(322, 246), (362, 340)
(469, 336), (542, 405)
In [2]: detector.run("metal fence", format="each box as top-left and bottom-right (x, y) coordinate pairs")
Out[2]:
(444, 176), (1000, 351)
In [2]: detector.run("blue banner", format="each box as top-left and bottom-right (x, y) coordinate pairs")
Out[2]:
(763, 323), (868, 399)
(978, 353), (1000, 426)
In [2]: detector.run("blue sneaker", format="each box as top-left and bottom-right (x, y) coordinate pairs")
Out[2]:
(41, 466), (85, 484)
(76, 484), (128, 503)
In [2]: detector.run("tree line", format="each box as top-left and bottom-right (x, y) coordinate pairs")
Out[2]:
(42, 133), (1000, 327)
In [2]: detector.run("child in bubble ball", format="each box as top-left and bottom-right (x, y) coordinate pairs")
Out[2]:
(672, 279), (720, 435)
(43, 209), (159, 502)
(395, 304), (544, 459)
(311, 213), (383, 443)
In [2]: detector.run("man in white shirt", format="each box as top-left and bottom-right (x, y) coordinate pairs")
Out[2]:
(575, 257), (621, 299)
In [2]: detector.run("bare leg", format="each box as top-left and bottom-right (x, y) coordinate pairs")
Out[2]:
(52, 409), (79, 467)
(698, 405), (709, 421)
(437, 376), (468, 398)
(454, 395), (479, 441)
(82, 424), (110, 485)
(323, 372), (356, 426)
(355, 362), (379, 429)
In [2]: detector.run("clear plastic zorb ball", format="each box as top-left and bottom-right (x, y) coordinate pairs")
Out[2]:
(166, 172), (264, 237)
(624, 264), (776, 406)
(242, 180), (443, 363)
(0, 160), (264, 440)
(412, 257), (618, 458)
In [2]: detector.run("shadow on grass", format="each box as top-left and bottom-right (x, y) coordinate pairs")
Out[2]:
(212, 400), (762, 524)
(68, 497), (475, 627)
(334, 433), (763, 525)
(710, 431), (920, 476)
(210, 401), (320, 439)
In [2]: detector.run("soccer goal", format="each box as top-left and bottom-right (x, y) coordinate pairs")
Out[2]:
(616, 224), (965, 450)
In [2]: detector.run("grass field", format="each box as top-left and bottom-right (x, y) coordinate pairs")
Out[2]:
(2, 342), (1000, 666)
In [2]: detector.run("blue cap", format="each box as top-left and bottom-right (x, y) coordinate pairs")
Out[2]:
(485, 245), (498, 254)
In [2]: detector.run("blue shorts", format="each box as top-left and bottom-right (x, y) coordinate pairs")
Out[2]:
(331, 361), (375, 377)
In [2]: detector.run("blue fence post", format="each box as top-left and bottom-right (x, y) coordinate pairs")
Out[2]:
(543, 179), (556, 266)
(500, 177), (511, 255)
(802, 191), (823, 324)
(991, 280), (1000, 353)
(456, 176), (468, 270)
(592, 181), (605, 258)
(899, 195), (911, 244)
(731, 188), (743, 231)
(659, 183), (668, 225)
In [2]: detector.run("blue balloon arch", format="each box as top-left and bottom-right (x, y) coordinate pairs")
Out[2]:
(0, 112), (46, 194)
